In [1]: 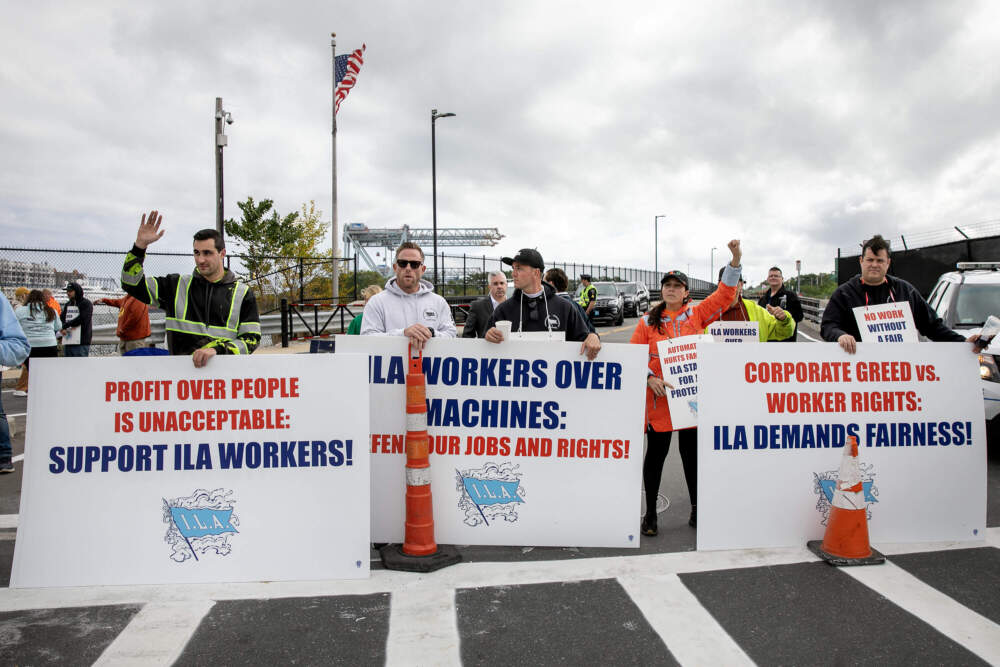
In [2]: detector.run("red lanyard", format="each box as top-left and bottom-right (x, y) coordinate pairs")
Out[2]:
(862, 278), (894, 306)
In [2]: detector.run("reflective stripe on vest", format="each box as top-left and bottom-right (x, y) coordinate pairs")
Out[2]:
(577, 285), (595, 308)
(145, 276), (160, 309)
(164, 273), (251, 340)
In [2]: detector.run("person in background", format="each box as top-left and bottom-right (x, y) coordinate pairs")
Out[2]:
(12, 287), (29, 394)
(97, 294), (151, 355)
(576, 274), (598, 320)
(60, 281), (93, 357)
(462, 271), (508, 338)
(42, 289), (61, 317)
(347, 285), (383, 335)
(757, 266), (802, 342)
(13, 290), (61, 397)
(0, 295), (29, 473)
(630, 240), (742, 536)
(544, 267), (596, 335)
(715, 267), (795, 341)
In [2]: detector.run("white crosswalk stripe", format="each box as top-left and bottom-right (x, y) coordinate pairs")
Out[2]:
(1, 529), (998, 664)
(620, 573), (754, 666)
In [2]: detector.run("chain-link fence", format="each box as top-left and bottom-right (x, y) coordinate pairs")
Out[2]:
(1, 245), (721, 354)
(836, 219), (1000, 257)
(835, 234), (1000, 296)
(1, 246), (713, 310)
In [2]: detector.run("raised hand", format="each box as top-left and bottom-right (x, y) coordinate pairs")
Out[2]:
(727, 239), (742, 266)
(135, 210), (165, 249)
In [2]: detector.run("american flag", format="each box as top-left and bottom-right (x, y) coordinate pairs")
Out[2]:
(335, 44), (365, 114)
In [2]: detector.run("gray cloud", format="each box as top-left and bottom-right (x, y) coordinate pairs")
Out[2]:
(2, 0), (999, 287)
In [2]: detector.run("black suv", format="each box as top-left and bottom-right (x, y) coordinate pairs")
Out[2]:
(588, 282), (625, 326)
(615, 281), (650, 316)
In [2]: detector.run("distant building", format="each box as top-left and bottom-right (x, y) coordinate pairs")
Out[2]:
(0, 258), (57, 288)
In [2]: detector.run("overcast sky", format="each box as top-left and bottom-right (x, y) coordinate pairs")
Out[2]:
(3, 0), (1000, 284)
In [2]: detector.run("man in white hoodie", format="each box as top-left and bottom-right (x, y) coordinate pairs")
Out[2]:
(361, 241), (457, 349)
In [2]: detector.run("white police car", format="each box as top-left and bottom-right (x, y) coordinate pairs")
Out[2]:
(927, 262), (1000, 446)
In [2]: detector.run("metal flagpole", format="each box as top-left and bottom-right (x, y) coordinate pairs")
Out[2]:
(331, 33), (340, 303)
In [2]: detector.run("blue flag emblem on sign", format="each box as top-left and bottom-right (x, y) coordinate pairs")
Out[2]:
(819, 479), (878, 504)
(463, 478), (524, 506)
(169, 507), (239, 539)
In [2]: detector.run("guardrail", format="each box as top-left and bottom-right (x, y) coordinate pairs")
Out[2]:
(800, 296), (825, 324)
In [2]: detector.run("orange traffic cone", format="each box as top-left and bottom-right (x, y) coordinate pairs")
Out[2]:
(380, 344), (461, 572)
(807, 436), (885, 566)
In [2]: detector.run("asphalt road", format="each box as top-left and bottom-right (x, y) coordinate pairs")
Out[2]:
(2, 318), (999, 665)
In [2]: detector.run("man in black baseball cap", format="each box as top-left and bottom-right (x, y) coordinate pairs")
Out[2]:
(501, 248), (545, 271)
(485, 248), (601, 359)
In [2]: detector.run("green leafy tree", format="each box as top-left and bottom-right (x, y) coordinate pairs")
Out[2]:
(224, 197), (300, 310)
(275, 201), (333, 301)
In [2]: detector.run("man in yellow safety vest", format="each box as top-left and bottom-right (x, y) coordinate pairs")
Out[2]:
(121, 209), (261, 367)
(576, 274), (598, 320)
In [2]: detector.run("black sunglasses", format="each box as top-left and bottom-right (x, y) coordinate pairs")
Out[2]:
(396, 259), (422, 269)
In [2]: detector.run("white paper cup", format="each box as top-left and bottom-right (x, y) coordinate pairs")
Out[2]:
(496, 320), (512, 340)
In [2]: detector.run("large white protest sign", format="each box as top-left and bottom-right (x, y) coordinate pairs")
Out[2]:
(853, 301), (918, 343)
(337, 337), (647, 547)
(698, 343), (986, 550)
(12, 354), (370, 588)
(656, 334), (710, 430)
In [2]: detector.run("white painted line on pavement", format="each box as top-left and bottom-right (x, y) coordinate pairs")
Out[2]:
(0, 514), (17, 529)
(386, 587), (460, 667)
(1, 529), (997, 613)
(797, 330), (821, 342)
(986, 530), (1000, 549)
(845, 560), (1000, 664)
(620, 573), (753, 666)
(93, 600), (215, 667)
(13, 454), (23, 463)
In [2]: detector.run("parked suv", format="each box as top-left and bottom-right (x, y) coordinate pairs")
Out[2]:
(616, 281), (650, 316)
(588, 282), (625, 326)
(926, 262), (1000, 449)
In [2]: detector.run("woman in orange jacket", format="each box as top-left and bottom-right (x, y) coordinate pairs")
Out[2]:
(630, 239), (742, 536)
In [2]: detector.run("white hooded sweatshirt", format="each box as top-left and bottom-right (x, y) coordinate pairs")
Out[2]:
(360, 277), (457, 338)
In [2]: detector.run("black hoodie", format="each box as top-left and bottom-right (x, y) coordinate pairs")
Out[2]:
(487, 281), (593, 341)
(62, 281), (93, 345)
(821, 274), (963, 344)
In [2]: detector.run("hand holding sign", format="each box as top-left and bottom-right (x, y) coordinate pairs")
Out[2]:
(647, 375), (670, 397)
(838, 334), (857, 354)
(135, 210), (165, 250)
(403, 323), (433, 350)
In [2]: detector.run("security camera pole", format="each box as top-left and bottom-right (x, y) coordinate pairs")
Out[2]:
(214, 97), (233, 240)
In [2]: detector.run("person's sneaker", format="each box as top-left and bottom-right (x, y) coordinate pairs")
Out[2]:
(688, 505), (697, 528)
(0, 460), (13, 474)
(12, 390), (26, 397)
(641, 513), (658, 537)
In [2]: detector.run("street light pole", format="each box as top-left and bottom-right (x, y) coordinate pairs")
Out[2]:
(431, 109), (456, 292)
(654, 214), (666, 276)
(214, 98), (233, 238)
(711, 247), (717, 282)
